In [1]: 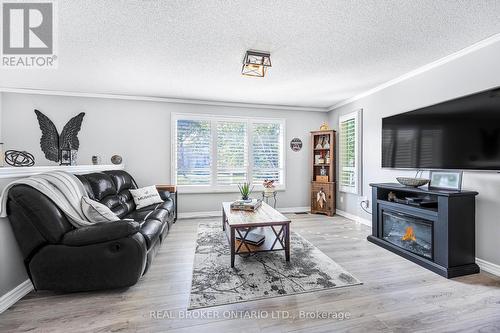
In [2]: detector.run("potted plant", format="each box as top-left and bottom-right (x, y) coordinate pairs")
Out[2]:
(238, 182), (254, 202)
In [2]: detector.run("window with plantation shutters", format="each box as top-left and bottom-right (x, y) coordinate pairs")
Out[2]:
(217, 121), (248, 185)
(339, 110), (361, 194)
(176, 119), (212, 185)
(252, 122), (283, 184)
(172, 114), (285, 192)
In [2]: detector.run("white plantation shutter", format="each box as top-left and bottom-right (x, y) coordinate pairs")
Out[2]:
(173, 114), (285, 189)
(339, 111), (361, 194)
(252, 122), (283, 184)
(216, 121), (248, 185)
(176, 119), (211, 185)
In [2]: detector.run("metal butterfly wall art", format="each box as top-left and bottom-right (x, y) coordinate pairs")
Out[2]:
(34, 109), (86, 163)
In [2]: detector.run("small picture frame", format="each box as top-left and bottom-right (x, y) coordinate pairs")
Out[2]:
(429, 170), (463, 191)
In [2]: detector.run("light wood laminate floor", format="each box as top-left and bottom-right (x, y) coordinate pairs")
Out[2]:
(1, 214), (499, 332)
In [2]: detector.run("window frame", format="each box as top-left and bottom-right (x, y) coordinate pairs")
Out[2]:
(171, 113), (286, 193)
(338, 109), (362, 195)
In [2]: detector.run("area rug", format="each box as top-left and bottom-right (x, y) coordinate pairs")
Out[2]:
(188, 223), (362, 309)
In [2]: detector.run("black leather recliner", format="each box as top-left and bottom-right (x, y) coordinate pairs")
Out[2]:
(7, 170), (176, 292)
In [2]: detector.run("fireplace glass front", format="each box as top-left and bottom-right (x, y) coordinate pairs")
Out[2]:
(382, 211), (432, 259)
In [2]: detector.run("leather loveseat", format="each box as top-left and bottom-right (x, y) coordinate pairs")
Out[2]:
(7, 170), (176, 292)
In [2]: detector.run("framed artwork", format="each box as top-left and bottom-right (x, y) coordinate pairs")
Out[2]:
(429, 170), (463, 191)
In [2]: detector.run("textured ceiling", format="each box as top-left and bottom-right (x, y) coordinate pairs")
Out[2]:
(1, 0), (500, 109)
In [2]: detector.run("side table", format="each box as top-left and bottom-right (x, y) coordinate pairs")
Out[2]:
(262, 191), (277, 208)
(156, 185), (177, 222)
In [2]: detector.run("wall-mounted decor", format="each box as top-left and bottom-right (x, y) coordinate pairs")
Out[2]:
(241, 50), (271, 77)
(34, 110), (85, 165)
(290, 138), (303, 152)
(4, 150), (35, 167)
(111, 154), (123, 165)
(429, 170), (463, 191)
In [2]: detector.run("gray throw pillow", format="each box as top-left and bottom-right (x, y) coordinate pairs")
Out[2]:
(129, 185), (163, 210)
(81, 197), (121, 223)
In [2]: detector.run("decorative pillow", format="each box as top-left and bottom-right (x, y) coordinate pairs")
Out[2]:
(81, 197), (121, 223)
(129, 185), (163, 210)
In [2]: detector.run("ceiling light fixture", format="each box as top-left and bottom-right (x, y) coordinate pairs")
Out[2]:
(241, 50), (271, 77)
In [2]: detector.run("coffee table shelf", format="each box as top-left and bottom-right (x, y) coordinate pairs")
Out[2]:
(222, 202), (291, 268)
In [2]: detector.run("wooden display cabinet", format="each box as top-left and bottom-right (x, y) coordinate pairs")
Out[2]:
(311, 130), (336, 216)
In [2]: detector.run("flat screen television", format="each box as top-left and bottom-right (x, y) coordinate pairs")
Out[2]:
(382, 87), (500, 170)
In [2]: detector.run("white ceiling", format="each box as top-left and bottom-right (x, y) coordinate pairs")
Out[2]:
(1, 0), (499, 109)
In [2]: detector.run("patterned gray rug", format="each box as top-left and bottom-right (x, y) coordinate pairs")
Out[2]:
(188, 223), (362, 309)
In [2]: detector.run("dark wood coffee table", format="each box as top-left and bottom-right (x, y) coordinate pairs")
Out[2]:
(222, 202), (291, 268)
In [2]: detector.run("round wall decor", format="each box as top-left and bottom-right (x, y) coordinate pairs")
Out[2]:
(290, 138), (303, 152)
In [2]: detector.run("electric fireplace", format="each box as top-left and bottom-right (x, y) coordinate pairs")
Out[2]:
(368, 183), (480, 278)
(382, 211), (432, 259)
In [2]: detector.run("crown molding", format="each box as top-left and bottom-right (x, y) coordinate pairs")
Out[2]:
(0, 87), (329, 112)
(328, 32), (500, 111)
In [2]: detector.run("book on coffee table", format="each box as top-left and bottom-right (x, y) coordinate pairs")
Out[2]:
(235, 232), (265, 246)
(230, 199), (262, 211)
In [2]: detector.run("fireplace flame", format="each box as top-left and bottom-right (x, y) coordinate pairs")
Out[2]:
(402, 226), (416, 242)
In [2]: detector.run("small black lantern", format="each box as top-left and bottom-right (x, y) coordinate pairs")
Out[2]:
(241, 50), (271, 77)
(60, 147), (77, 166)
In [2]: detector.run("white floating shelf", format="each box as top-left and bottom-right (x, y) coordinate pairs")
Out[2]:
(0, 164), (125, 179)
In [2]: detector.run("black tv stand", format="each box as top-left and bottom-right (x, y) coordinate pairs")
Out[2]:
(368, 183), (479, 278)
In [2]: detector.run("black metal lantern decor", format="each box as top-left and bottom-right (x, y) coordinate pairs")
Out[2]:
(60, 146), (77, 166)
(241, 50), (271, 77)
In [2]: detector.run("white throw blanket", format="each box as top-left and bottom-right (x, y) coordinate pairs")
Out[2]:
(0, 171), (99, 228)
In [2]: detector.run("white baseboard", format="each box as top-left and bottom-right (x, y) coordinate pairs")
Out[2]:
(336, 209), (372, 227)
(0, 279), (33, 314)
(476, 258), (500, 277)
(178, 210), (221, 219)
(278, 206), (310, 214)
(178, 206), (311, 219)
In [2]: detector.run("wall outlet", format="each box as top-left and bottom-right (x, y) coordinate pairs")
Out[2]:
(359, 196), (369, 208)
(340, 196), (344, 203)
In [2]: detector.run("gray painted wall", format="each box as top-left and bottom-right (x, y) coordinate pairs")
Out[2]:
(1, 93), (326, 212)
(329, 39), (500, 266)
(0, 184), (30, 297)
(0, 92), (326, 300)
(0, 92), (30, 297)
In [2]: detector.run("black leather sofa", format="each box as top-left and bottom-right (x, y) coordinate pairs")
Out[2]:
(7, 170), (176, 292)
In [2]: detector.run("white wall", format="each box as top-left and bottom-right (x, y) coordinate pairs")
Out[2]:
(1, 93), (326, 212)
(329, 39), (500, 266)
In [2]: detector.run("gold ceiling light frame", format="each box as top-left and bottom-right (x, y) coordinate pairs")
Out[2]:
(241, 50), (271, 77)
